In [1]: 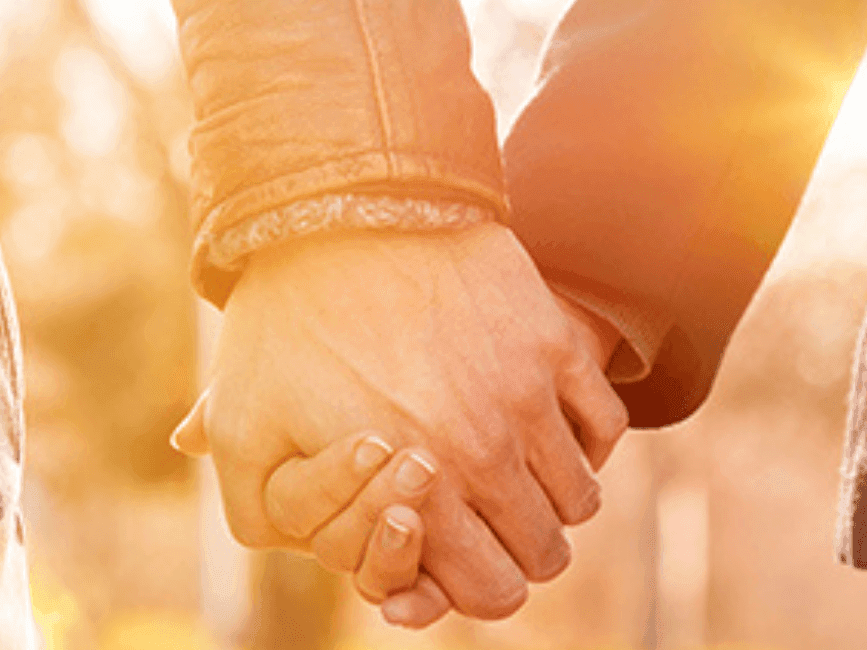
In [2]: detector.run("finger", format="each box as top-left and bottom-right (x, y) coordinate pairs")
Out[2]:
(381, 573), (451, 629)
(208, 402), (316, 550)
(354, 505), (425, 603)
(467, 454), (572, 583)
(265, 432), (395, 539)
(356, 507), (453, 628)
(419, 483), (529, 620)
(525, 398), (602, 525)
(169, 389), (211, 457)
(557, 355), (629, 470)
(211, 447), (294, 549)
(312, 448), (438, 573)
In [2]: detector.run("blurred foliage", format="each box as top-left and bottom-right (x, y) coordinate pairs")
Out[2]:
(30, 561), (83, 650)
(0, 0), (197, 495)
(0, 0), (203, 645)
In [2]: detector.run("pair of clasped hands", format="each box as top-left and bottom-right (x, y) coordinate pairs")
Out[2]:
(171, 222), (629, 628)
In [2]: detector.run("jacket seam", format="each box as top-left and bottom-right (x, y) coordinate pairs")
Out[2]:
(382, 6), (423, 169)
(352, 0), (395, 175)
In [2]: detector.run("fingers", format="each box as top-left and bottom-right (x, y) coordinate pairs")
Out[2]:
(525, 398), (602, 526)
(265, 432), (396, 539)
(169, 389), (211, 457)
(311, 448), (438, 572)
(356, 506), (451, 628)
(381, 574), (452, 629)
(354, 505), (426, 602)
(418, 482), (529, 620)
(466, 454), (572, 583)
(557, 354), (629, 471)
(265, 440), (451, 628)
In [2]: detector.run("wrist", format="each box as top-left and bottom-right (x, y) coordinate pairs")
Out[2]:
(198, 194), (496, 307)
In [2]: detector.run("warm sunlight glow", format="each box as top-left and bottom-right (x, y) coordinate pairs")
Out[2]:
(54, 46), (126, 158)
(82, 0), (178, 84)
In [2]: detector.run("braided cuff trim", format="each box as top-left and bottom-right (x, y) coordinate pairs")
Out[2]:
(201, 194), (497, 271)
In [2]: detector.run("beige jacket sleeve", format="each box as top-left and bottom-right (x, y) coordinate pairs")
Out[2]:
(171, 0), (507, 307)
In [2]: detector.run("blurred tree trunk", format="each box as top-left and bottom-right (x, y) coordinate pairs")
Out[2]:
(646, 428), (711, 650)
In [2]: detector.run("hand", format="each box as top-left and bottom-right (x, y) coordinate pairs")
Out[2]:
(175, 404), (449, 627)
(182, 222), (628, 620)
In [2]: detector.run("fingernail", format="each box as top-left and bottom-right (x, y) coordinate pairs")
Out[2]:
(381, 516), (412, 551)
(395, 452), (436, 491)
(169, 429), (182, 452)
(355, 435), (394, 472)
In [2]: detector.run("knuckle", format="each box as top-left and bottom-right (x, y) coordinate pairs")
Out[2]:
(565, 349), (594, 382)
(506, 378), (551, 423)
(597, 395), (629, 441)
(539, 319), (573, 361)
(609, 399), (630, 437)
(457, 430), (520, 478)
(611, 398), (629, 435)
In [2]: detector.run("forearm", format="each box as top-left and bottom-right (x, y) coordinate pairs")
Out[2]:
(506, 0), (867, 426)
(171, 0), (506, 307)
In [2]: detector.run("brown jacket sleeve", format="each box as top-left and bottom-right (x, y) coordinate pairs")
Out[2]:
(505, 0), (867, 427)
(171, 0), (507, 307)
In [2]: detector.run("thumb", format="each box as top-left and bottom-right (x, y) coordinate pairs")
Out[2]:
(170, 388), (211, 456)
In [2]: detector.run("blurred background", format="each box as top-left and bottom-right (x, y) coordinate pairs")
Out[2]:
(0, 0), (866, 648)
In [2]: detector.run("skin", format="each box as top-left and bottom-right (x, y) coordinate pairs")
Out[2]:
(173, 222), (628, 622)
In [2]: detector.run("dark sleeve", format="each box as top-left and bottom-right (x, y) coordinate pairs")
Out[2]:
(504, 0), (867, 427)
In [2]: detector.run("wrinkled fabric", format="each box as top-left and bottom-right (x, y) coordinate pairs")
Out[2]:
(172, 0), (507, 306)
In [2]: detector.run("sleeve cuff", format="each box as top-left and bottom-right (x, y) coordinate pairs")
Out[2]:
(548, 280), (674, 385)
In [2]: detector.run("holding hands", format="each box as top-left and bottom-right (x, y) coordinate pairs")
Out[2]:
(172, 222), (628, 628)
(175, 411), (450, 626)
